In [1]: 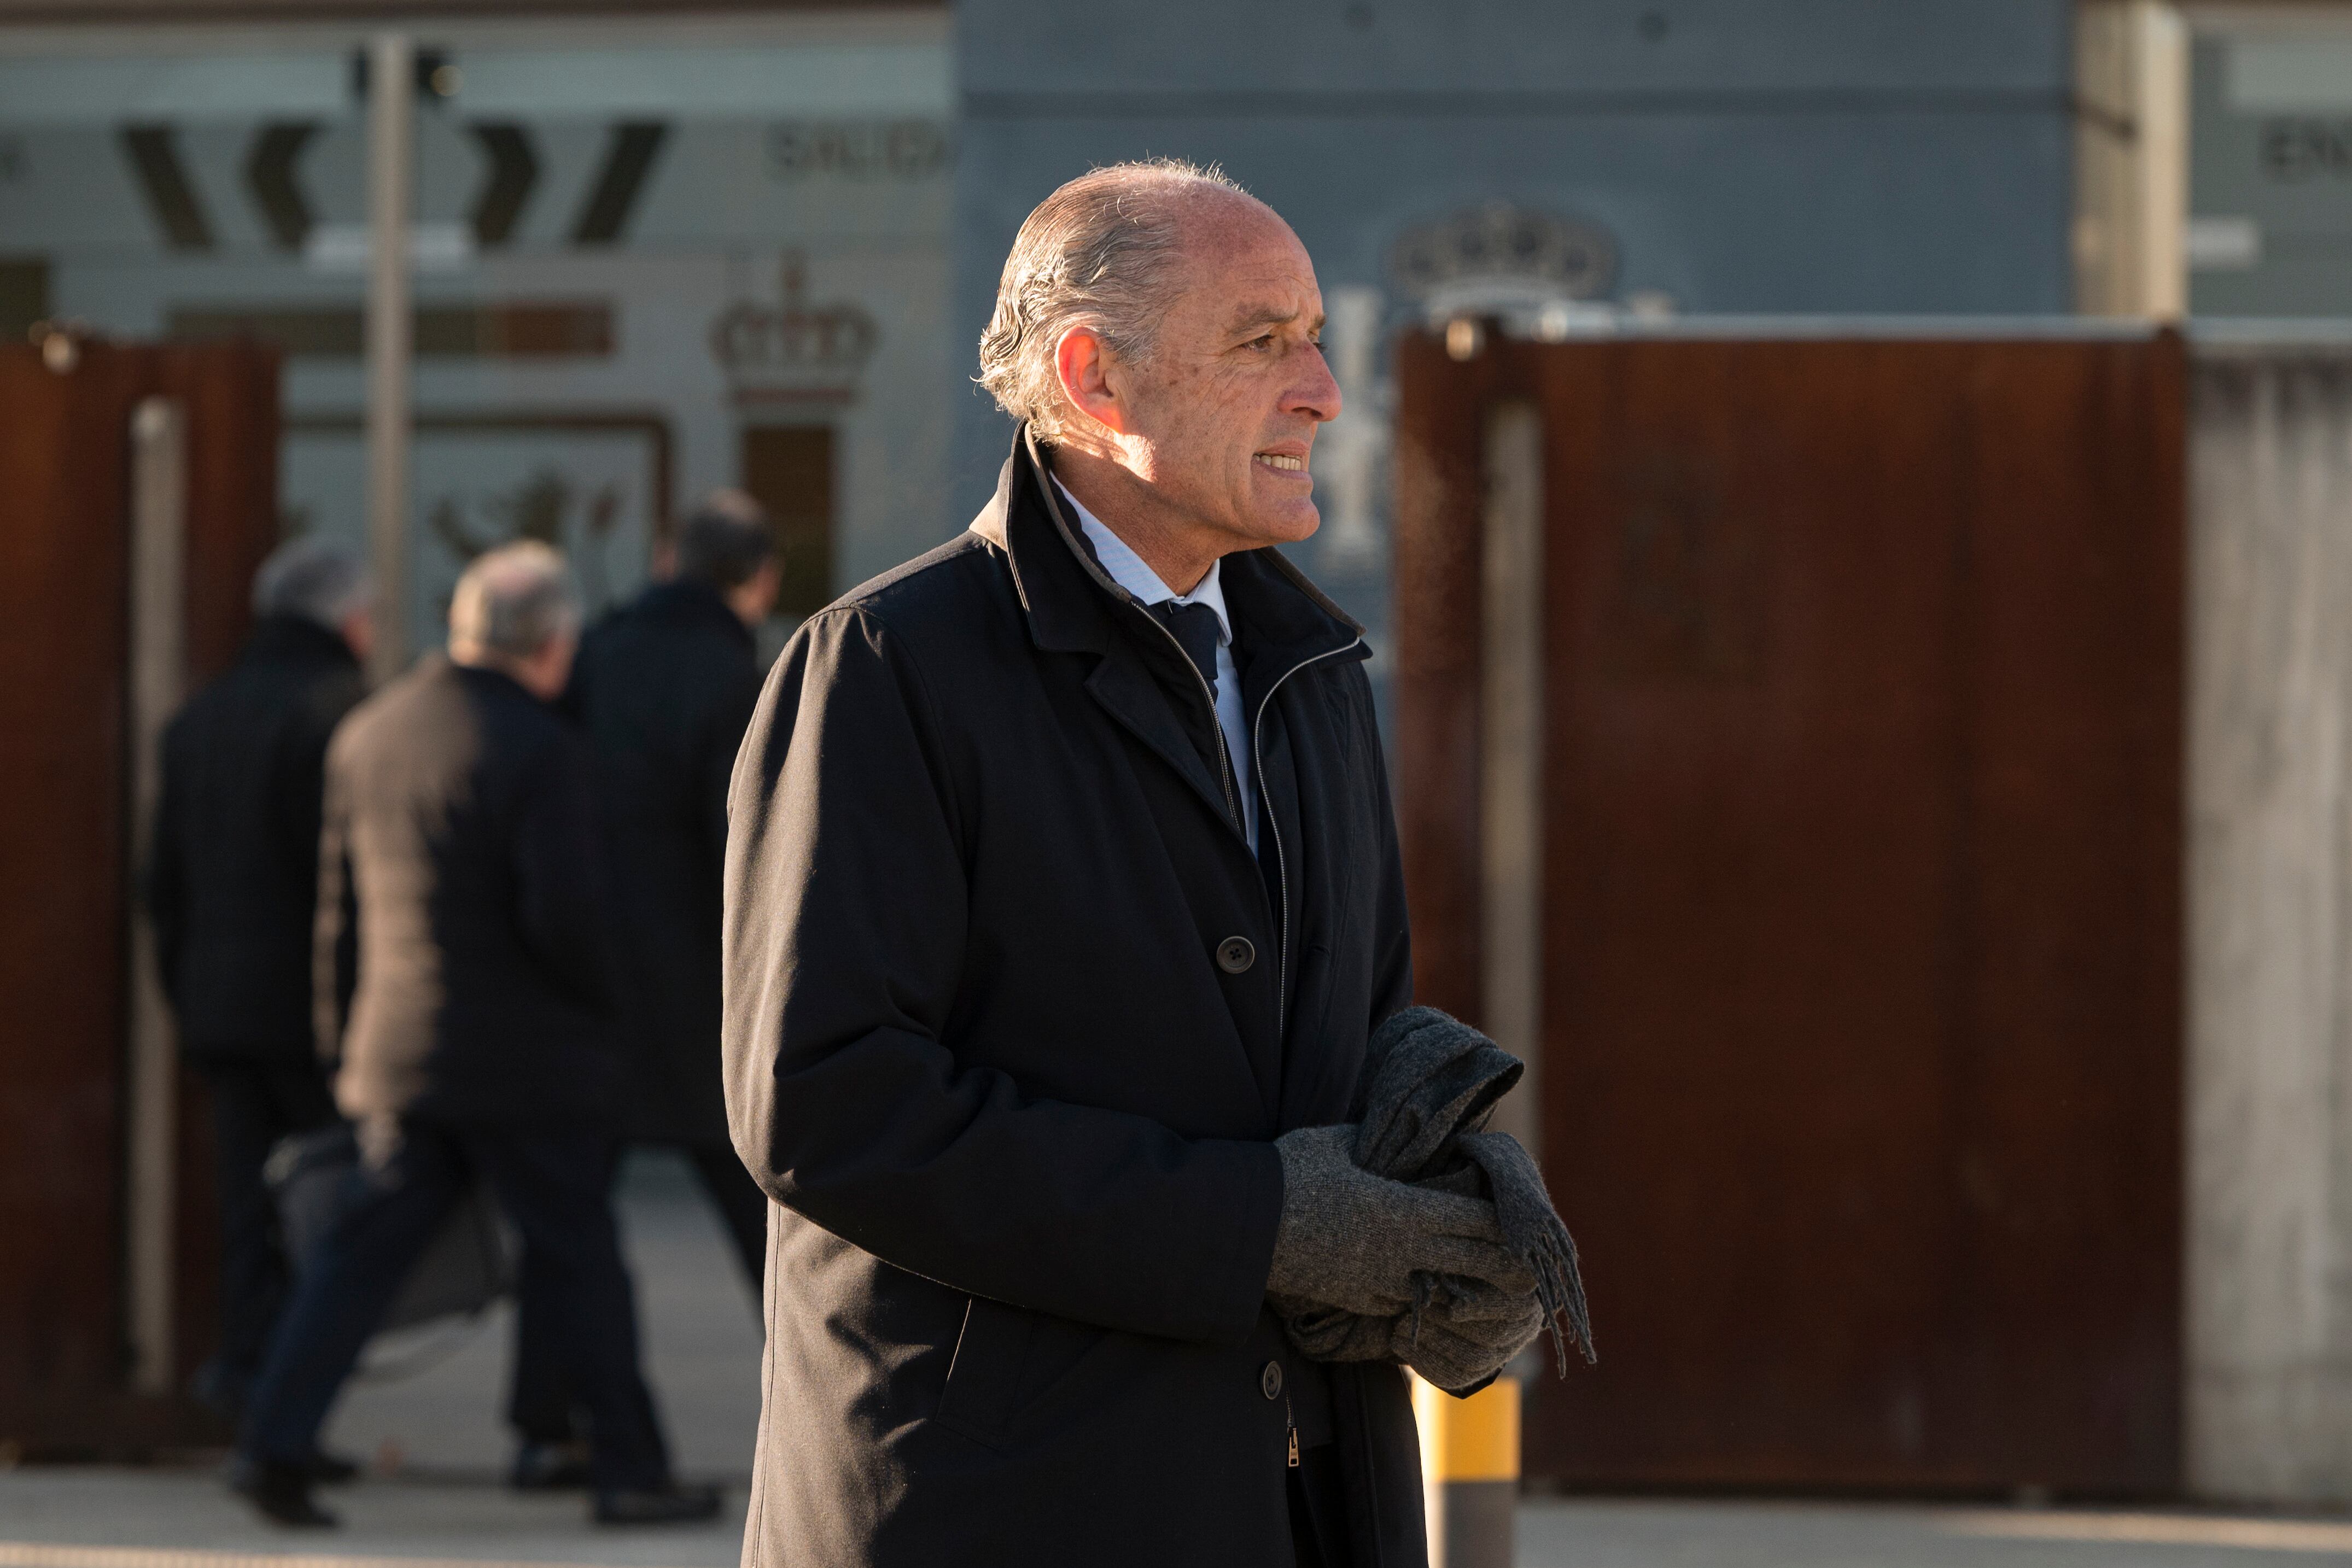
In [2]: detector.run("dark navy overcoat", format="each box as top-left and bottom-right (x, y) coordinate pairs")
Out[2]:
(723, 430), (1427, 1567)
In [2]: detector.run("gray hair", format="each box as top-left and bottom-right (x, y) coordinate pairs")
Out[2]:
(448, 540), (579, 659)
(976, 158), (1250, 439)
(674, 489), (775, 592)
(253, 537), (368, 630)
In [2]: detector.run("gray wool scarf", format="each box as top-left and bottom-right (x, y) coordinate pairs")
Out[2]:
(1285, 1006), (1596, 1374)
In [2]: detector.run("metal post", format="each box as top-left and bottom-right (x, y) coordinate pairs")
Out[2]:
(1317, 285), (1386, 569)
(1414, 397), (1545, 1568)
(125, 396), (188, 1397)
(1415, 1371), (1521, 1567)
(365, 31), (414, 681)
(1481, 400), (1544, 1150)
(2072, 0), (2187, 317)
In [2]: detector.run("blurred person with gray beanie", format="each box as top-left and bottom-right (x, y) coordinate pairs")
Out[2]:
(149, 537), (372, 1440)
(502, 492), (779, 1488)
(229, 542), (718, 1530)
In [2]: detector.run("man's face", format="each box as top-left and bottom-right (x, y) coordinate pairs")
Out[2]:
(1110, 202), (1341, 552)
(729, 558), (783, 627)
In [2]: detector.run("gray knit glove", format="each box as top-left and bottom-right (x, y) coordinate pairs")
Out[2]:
(1267, 1124), (1535, 1316)
(1398, 1304), (1547, 1394)
(1279, 1271), (1546, 1390)
(1399, 1275), (1549, 1392)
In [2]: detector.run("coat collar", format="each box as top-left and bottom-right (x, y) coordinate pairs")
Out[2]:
(440, 653), (547, 710)
(967, 426), (1364, 672)
(633, 578), (754, 650)
(968, 426), (1370, 880)
(247, 612), (360, 669)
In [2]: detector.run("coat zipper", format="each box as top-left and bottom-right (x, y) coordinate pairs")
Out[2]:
(1254, 645), (1359, 1489)
(1252, 637), (1365, 1031)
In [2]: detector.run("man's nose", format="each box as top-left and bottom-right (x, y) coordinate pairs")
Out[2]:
(1289, 347), (1343, 424)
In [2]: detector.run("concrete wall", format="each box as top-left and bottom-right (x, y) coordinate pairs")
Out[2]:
(2189, 344), (2352, 1505)
(950, 0), (2081, 599)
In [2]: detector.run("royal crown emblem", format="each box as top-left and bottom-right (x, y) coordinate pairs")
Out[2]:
(710, 252), (879, 407)
(1391, 204), (1619, 303)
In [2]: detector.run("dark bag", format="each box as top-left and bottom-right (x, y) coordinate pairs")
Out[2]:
(265, 1122), (516, 1334)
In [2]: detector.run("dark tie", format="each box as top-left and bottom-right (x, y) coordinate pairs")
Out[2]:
(1151, 600), (1224, 700)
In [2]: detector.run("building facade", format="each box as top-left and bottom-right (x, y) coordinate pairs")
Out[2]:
(1, 5), (954, 656)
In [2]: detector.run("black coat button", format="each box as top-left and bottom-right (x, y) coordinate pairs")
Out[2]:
(1260, 1360), (1283, 1400)
(1217, 936), (1256, 974)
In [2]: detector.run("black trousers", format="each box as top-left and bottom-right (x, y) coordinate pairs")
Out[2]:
(240, 1119), (672, 1491)
(192, 1057), (340, 1400)
(507, 1138), (768, 1443)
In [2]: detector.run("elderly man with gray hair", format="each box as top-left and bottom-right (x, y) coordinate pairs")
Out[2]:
(230, 542), (719, 1530)
(723, 161), (1556, 1567)
(151, 537), (372, 1432)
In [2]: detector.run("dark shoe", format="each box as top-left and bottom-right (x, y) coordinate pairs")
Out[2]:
(593, 1482), (722, 1526)
(229, 1455), (339, 1528)
(510, 1439), (594, 1492)
(300, 1448), (361, 1485)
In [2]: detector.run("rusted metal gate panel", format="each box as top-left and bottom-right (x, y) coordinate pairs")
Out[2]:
(167, 346), (287, 681)
(1395, 329), (2185, 1493)
(0, 341), (143, 1447)
(155, 343), (287, 1396)
(0, 338), (280, 1452)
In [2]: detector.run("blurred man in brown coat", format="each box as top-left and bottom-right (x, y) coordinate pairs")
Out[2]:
(503, 495), (779, 1487)
(231, 543), (717, 1531)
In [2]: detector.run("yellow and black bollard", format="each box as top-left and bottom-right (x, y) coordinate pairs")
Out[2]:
(1413, 1371), (1518, 1567)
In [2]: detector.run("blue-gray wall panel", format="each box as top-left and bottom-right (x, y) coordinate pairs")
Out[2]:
(959, 0), (2069, 97)
(950, 0), (2077, 607)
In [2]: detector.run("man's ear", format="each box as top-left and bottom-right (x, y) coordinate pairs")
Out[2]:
(1053, 326), (1131, 437)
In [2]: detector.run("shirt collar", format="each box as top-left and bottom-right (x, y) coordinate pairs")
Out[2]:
(1054, 479), (1232, 646)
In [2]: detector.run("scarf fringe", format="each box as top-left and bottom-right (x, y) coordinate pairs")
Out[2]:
(1530, 1219), (1597, 1373)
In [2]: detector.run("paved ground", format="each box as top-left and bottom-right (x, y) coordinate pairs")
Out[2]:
(315, 1152), (764, 1485)
(9, 1472), (2352, 1568)
(6, 1154), (2351, 1565)
(1, 1153), (754, 1561)
(1517, 1497), (2352, 1565)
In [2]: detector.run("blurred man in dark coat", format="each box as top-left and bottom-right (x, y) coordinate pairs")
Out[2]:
(569, 492), (778, 1275)
(230, 542), (718, 1530)
(501, 494), (779, 1487)
(149, 539), (371, 1427)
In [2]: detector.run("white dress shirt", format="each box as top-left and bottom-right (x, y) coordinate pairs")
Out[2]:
(1056, 481), (1258, 851)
